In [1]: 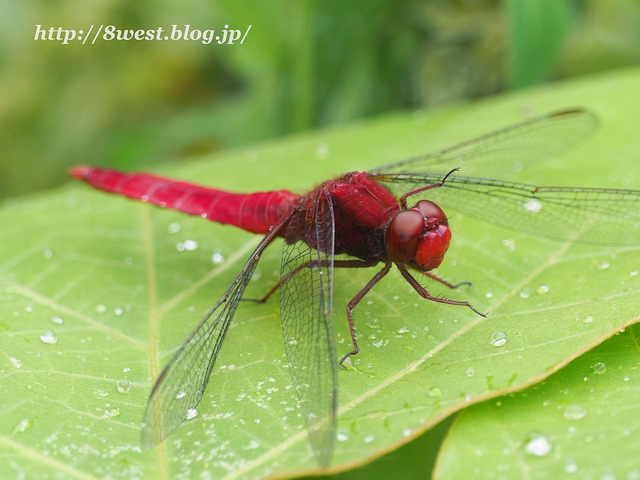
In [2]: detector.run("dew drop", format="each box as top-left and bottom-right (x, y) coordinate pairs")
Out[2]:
(168, 222), (181, 233)
(212, 249), (225, 264)
(428, 387), (442, 398)
(12, 419), (34, 434)
(40, 330), (57, 345)
(105, 408), (120, 418)
(117, 379), (131, 394)
(396, 326), (410, 334)
(176, 391), (187, 399)
(43, 249), (53, 259)
(466, 368), (476, 377)
(288, 337), (298, 346)
(364, 433), (375, 443)
(631, 271), (639, 277)
(502, 239), (516, 251)
(24, 305), (33, 313)
(114, 308), (123, 316)
(564, 405), (587, 420)
(122, 367), (130, 373)
(124, 257), (133, 265)
(485, 292), (493, 298)
(491, 331), (507, 347)
(519, 288), (531, 299)
(186, 408), (198, 420)
(525, 433), (552, 456)
(51, 315), (63, 325)
(565, 460), (578, 473)
(95, 304), (107, 314)
(624, 375), (630, 382)
(598, 261), (610, 270)
(583, 315), (594, 324)
(184, 239), (198, 251)
(336, 429), (349, 442)
(10, 357), (22, 368)
(536, 284), (550, 295)
(592, 362), (606, 375)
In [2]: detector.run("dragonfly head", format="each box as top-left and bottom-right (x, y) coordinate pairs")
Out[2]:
(384, 200), (451, 271)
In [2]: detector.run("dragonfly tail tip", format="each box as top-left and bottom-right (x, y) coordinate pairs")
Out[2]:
(69, 165), (91, 181)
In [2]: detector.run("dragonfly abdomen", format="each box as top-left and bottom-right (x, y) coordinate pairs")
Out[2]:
(70, 166), (297, 234)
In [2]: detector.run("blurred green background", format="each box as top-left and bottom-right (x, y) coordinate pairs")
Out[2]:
(1, 0), (640, 199)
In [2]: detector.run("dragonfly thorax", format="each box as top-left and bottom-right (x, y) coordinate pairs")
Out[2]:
(384, 200), (451, 271)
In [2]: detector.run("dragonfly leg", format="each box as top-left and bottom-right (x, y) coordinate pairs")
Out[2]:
(339, 262), (393, 367)
(244, 259), (379, 304)
(397, 264), (486, 317)
(418, 271), (472, 289)
(399, 167), (459, 209)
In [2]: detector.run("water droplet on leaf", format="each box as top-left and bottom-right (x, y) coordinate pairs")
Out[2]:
(564, 405), (587, 420)
(536, 285), (550, 295)
(525, 433), (552, 456)
(491, 331), (507, 347)
(212, 249), (225, 264)
(186, 408), (198, 420)
(117, 380), (131, 394)
(13, 419), (34, 434)
(40, 330), (57, 345)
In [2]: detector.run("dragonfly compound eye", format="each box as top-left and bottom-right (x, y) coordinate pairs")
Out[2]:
(385, 210), (424, 263)
(416, 200), (448, 227)
(405, 200), (452, 271)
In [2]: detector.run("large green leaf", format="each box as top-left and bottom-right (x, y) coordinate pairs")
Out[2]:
(434, 324), (640, 479)
(2, 68), (640, 479)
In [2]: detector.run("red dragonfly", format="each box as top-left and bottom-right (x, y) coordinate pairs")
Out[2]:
(70, 109), (640, 468)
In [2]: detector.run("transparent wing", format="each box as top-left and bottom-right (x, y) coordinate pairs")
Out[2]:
(280, 190), (338, 468)
(368, 109), (598, 178)
(376, 173), (640, 245)
(141, 220), (289, 449)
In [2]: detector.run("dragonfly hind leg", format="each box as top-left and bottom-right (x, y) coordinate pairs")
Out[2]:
(339, 262), (393, 367)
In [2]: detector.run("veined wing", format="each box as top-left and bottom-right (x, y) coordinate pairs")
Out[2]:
(368, 109), (598, 179)
(374, 173), (640, 245)
(141, 214), (292, 449)
(280, 190), (338, 468)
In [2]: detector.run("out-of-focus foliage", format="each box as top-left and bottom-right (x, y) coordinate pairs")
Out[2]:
(1, 0), (640, 198)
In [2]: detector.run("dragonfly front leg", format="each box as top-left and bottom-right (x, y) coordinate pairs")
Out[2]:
(339, 262), (393, 367)
(397, 264), (486, 317)
(399, 167), (459, 209)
